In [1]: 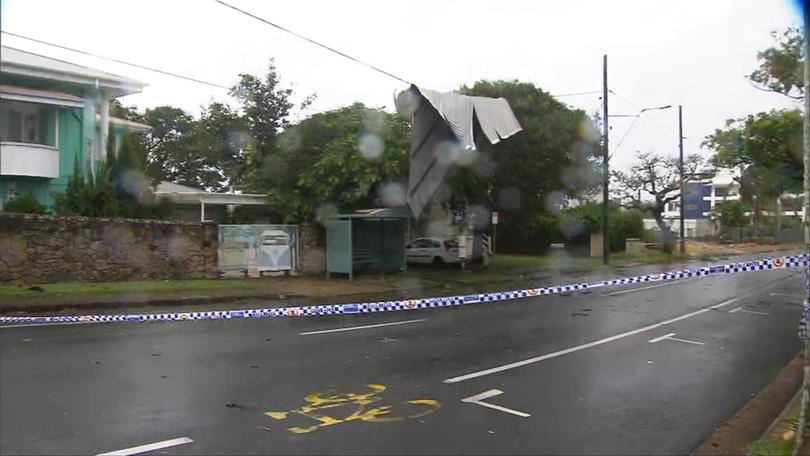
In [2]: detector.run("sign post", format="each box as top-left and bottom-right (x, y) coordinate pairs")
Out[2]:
(491, 212), (499, 255)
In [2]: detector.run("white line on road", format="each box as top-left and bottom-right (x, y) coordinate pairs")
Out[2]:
(648, 332), (676, 343)
(601, 277), (700, 296)
(729, 306), (769, 316)
(96, 437), (193, 456)
(299, 318), (427, 335)
(461, 389), (530, 417)
(771, 292), (803, 298)
(443, 276), (793, 384)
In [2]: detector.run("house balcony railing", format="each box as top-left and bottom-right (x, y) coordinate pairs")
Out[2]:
(0, 141), (59, 178)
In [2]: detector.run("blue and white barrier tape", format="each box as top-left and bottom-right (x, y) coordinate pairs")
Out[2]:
(1, 254), (806, 327)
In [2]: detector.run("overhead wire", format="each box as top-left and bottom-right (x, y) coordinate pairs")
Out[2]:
(552, 90), (602, 97)
(213, 0), (411, 85)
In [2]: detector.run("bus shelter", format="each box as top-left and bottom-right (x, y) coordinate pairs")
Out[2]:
(325, 208), (410, 280)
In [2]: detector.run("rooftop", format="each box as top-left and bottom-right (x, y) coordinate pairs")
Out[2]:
(1, 46), (144, 97)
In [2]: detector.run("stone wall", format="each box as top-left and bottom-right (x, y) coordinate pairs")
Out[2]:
(297, 223), (326, 275)
(0, 213), (218, 283)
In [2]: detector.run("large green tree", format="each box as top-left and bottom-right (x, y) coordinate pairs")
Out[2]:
(704, 109), (803, 225)
(262, 103), (410, 222)
(230, 62), (302, 194)
(704, 27), (805, 229)
(454, 80), (599, 251)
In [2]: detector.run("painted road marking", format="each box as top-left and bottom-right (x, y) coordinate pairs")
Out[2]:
(0, 322), (87, 330)
(96, 437), (193, 455)
(648, 332), (676, 343)
(265, 384), (440, 433)
(648, 332), (705, 345)
(601, 277), (700, 296)
(299, 318), (427, 335)
(461, 389), (530, 418)
(771, 292), (803, 298)
(443, 276), (794, 384)
(729, 306), (769, 316)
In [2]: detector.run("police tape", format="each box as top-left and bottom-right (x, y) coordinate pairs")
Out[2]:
(1, 254), (806, 327)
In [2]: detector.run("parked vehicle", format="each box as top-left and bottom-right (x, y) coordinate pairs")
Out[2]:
(405, 238), (460, 266)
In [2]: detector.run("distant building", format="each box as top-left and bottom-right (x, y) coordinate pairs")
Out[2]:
(644, 168), (804, 237)
(0, 46), (148, 210)
(154, 181), (271, 223)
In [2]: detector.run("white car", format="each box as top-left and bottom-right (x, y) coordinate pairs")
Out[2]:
(406, 238), (460, 266)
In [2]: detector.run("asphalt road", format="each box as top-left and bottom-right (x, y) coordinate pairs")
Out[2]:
(0, 265), (804, 455)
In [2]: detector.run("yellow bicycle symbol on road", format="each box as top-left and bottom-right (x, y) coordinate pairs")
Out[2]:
(265, 384), (440, 434)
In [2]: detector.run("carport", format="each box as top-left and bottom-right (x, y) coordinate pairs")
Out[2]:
(325, 208), (410, 280)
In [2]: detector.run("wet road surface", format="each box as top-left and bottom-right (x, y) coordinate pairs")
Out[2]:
(0, 266), (804, 454)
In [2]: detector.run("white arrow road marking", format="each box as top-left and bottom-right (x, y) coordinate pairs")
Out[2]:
(729, 306), (769, 316)
(96, 437), (193, 455)
(461, 389), (530, 418)
(648, 332), (676, 343)
(648, 332), (705, 346)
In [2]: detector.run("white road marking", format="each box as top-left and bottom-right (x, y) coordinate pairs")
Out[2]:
(771, 292), (803, 298)
(648, 332), (705, 345)
(96, 437), (193, 455)
(601, 277), (700, 296)
(729, 306), (769, 316)
(443, 276), (793, 384)
(461, 389), (530, 418)
(299, 318), (427, 335)
(0, 322), (88, 330)
(648, 332), (676, 343)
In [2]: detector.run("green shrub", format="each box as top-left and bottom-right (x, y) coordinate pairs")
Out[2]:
(54, 134), (174, 220)
(2, 195), (47, 214)
(559, 203), (643, 252)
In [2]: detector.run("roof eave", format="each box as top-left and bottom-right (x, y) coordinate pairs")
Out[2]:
(1, 62), (144, 97)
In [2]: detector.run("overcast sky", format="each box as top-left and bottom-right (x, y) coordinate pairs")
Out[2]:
(0, 0), (803, 170)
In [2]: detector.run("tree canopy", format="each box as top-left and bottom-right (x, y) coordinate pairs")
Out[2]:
(704, 109), (803, 194)
(259, 103), (410, 222)
(748, 27), (805, 100)
(449, 80), (599, 250)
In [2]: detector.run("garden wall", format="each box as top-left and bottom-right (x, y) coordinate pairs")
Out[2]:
(0, 213), (218, 283)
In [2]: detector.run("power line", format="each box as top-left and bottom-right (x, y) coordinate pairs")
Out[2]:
(610, 114), (641, 159)
(609, 88), (677, 131)
(608, 89), (640, 111)
(552, 90), (601, 97)
(0, 30), (230, 90)
(214, 0), (411, 85)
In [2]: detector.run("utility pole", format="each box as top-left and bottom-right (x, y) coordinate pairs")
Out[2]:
(602, 54), (610, 265)
(795, 8), (810, 455)
(679, 105), (685, 255)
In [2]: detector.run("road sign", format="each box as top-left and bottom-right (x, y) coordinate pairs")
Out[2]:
(491, 212), (499, 225)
